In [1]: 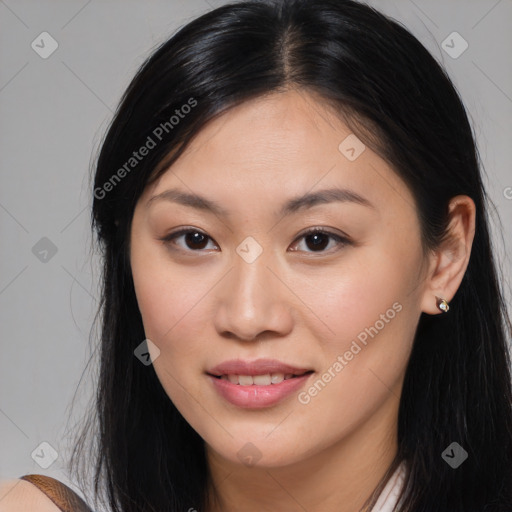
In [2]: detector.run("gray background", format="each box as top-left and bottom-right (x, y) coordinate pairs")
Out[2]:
(1, 0), (511, 503)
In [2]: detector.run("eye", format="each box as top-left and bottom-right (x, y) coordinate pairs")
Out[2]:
(289, 227), (350, 254)
(158, 227), (350, 254)
(159, 228), (218, 252)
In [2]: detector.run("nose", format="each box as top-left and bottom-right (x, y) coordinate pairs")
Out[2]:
(213, 249), (294, 342)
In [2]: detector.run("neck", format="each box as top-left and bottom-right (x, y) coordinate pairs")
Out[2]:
(204, 391), (400, 512)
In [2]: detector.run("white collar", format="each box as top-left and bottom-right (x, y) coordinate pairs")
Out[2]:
(371, 462), (406, 511)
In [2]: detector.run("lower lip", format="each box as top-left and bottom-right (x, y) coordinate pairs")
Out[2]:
(207, 373), (313, 409)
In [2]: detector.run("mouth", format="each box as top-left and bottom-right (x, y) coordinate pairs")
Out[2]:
(208, 370), (314, 386)
(207, 362), (315, 408)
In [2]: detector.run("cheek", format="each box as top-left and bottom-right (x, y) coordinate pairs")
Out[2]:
(130, 242), (224, 420)
(131, 256), (212, 418)
(130, 227), (205, 343)
(299, 243), (421, 404)
(311, 248), (416, 345)
(132, 265), (208, 353)
(292, 281), (414, 450)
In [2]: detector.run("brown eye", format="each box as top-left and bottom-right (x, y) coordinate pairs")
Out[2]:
(290, 228), (350, 254)
(159, 227), (350, 255)
(159, 229), (217, 252)
(183, 232), (208, 250)
(304, 232), (330, 251)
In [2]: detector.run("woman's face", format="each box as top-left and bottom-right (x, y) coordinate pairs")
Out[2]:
(129, 90), (428, 469)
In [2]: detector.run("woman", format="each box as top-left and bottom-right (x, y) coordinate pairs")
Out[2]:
(3, 0), (511, 510)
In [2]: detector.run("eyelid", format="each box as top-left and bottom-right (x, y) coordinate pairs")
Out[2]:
(159, 226), (218, 250)
(158, 226), (352, 254)
(294, 226), (351, 242)
(289, 226), (351, 253)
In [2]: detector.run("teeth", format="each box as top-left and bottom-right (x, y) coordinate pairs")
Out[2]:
(253, 374), (272, 385)
(218, 372), (299, 385)
(271, 373), (284, 384)
(238, 375), (254, 386)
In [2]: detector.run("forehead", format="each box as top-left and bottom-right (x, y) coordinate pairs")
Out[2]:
(182, 90), (349, 169)
(140, 90), (415, 219)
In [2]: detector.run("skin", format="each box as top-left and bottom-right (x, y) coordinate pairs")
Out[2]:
(129, 89), (475, 512)
(0, 479), (61, 511)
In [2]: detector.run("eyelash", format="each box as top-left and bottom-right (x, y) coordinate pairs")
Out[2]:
(158, 226), (351, 255)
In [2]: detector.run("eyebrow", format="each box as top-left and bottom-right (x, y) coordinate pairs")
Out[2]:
(146, 186), (374, 217)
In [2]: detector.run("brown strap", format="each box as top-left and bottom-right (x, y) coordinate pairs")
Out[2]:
(19, 474), (94, 512)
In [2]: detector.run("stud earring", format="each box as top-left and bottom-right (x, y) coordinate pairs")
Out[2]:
(435, 296), (450, 313)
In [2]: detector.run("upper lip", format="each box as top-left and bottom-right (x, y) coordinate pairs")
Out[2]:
(208, 358), (313, 377)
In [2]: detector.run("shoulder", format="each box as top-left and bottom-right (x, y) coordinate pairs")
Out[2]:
(0, 478), (62, 511)
(372, 463), (406, 511)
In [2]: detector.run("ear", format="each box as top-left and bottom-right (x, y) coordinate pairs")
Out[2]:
(420, 195), (476, 315)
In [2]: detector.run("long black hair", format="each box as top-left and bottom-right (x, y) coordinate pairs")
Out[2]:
(69, 1), (512, 510)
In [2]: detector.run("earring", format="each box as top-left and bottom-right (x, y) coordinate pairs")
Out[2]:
(435, 296), (450, 313)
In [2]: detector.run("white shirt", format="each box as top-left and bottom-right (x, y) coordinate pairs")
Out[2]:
(371, 463), (406, 511)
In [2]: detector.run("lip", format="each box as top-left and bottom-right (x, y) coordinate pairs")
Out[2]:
(208, 358), (312, 377)
(207, 358), (314, 409)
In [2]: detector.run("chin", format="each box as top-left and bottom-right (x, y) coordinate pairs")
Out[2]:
(206, 434), (312, 469)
